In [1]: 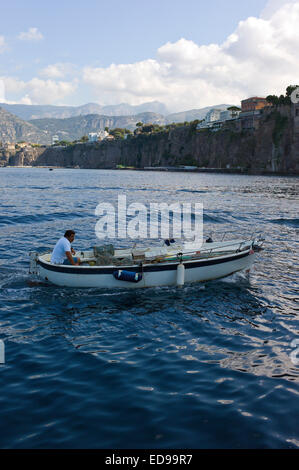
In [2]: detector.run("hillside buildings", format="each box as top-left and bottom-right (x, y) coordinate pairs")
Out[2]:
(238, 97), (272, 130)
(241, 97), (270, 112)
(197, 96), (272, 132)
(88, 130), (109, 142)
(205, 108), (222, 123)
(197, 107), (241, 131)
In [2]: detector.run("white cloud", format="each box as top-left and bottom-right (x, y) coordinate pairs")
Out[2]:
(18, 27), (43, 41)
(83, 1), (299, 112)
(2, 76), (77, 105)
(39, 63), (76, 79)
(28, 78), (77, 103)
(260, 0), (297, 18)
(2, 77), (26, 95)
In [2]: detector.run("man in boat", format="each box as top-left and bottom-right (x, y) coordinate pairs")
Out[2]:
(50, 230), (81, 265)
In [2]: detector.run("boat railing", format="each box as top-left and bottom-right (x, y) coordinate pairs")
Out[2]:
(177, 238), (257, 261)
(206, 230), (264, 243)
(128, 232), (265, 264)
(204, 240), (247, 259)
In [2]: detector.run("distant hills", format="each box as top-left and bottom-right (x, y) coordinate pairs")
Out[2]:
(0, 107), (166, 144)
(166, 105), (232, 123)
(0, 107), (50, 145)
(0, 101), (233, 122)
(29, 112), (166, 142)
(0, 101), (235, 144)
(0, 101), (169, 120)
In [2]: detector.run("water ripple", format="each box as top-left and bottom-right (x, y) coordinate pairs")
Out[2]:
(0, 168), (298, 449)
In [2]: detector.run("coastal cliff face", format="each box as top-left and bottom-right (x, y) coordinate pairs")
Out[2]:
(0, 145), (46, 167)
(0, 107), (50, 145)
(1, 105), (298, 174)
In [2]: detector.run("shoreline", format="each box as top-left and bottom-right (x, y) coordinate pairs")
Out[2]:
(0, 165), (298, 176)
(139, 167), (299, 177)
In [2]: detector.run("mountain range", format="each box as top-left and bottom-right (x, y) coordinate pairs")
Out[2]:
(28, 112), (166, 143)
(166, 105), (231, 123)
(0, 102), (234, 145)
(0, 107), (49, 145)
(0, 101), (169, 120)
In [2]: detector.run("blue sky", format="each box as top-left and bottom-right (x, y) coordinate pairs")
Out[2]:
(0, 0), (298, 111)
(1, 0), (267, 70)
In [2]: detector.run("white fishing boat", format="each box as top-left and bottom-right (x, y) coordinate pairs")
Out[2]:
(29, 234), (264, 289)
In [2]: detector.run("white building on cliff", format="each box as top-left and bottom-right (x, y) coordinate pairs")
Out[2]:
(88, 130), (109, 142)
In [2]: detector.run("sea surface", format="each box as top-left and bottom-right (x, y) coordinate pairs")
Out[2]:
(0, 168), (298, 449)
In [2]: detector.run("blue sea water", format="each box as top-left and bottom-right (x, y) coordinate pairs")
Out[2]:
(0, 167), (298, 449)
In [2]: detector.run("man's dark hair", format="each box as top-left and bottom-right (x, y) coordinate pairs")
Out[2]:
(64, 230), (75, 238)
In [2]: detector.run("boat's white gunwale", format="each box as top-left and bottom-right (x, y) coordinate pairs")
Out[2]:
(37, 248), (252, 274)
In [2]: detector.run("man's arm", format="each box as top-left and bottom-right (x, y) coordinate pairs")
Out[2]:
(65, 251), (80, 265)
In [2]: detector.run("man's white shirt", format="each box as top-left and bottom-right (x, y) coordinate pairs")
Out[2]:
(51, 237), (71, 264)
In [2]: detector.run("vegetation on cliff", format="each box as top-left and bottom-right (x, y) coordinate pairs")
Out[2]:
(266, 85), (299, 106)
(272, 112), (289, 148)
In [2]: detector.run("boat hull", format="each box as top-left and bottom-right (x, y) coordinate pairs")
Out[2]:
(37, 250), (256, 288)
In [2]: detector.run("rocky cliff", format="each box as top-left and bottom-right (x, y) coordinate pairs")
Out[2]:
(0, 107), (50, 145)
(1, 105), (298, 174)
(0, 145), (46, 167)
(29, 112), (166, 142)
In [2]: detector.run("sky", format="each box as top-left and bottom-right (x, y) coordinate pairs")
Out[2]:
(0, 0), (298, 112)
